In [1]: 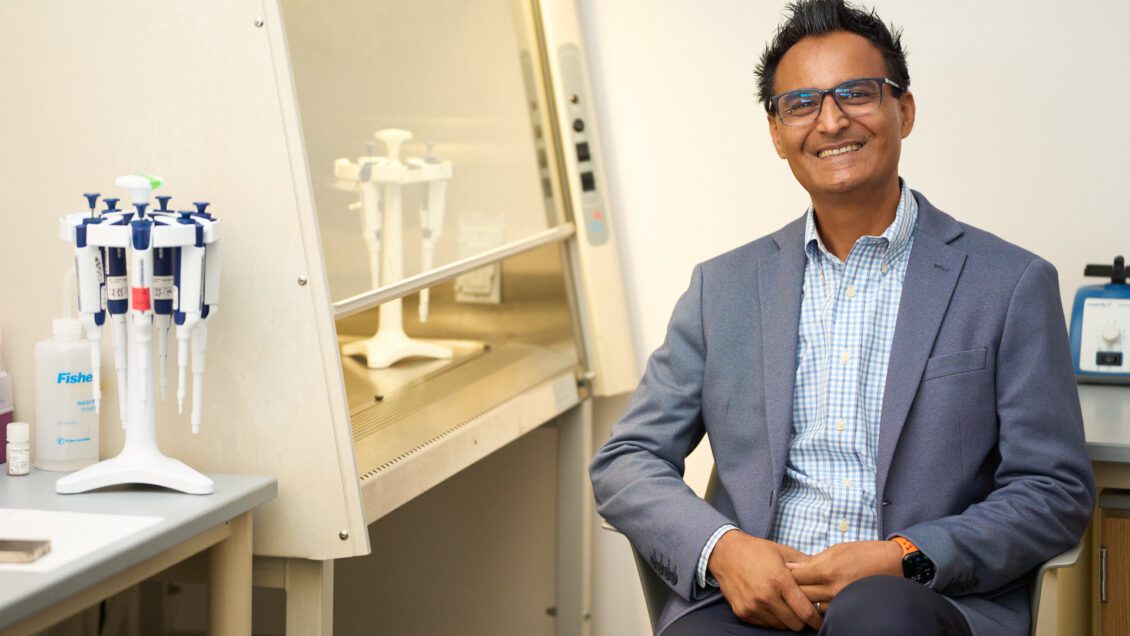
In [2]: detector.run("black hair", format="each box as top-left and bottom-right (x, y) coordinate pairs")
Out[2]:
(755, 0), (909, 112)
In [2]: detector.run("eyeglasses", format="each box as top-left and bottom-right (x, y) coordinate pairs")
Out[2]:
(769, 77), (903, 126)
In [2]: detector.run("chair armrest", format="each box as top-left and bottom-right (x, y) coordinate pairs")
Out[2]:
(1030, 541), (1084, 636)
(1039, 542), (1083, 574)
(598, 518), (668, 628)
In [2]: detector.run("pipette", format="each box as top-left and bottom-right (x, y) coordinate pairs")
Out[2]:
(116, 173), (163, 411)
(416, 142), (448, 322)
(356, 143), (385, 289)
(101, 197), (130, 427)
(174, 209), (206, 420)
(152, 195), (175, 399)
(74, 193), (106, 413)
(193, 201), (218, 434)
(128, 201), (154, 410)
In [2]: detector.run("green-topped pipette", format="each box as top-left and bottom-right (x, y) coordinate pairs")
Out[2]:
(114, 174), (164, 210)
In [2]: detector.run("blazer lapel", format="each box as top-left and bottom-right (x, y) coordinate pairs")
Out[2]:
(875, 195), (966, 499)
(758, 217), (807, 484)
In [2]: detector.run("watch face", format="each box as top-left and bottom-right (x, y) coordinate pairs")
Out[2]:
(903, 551), (937, 584)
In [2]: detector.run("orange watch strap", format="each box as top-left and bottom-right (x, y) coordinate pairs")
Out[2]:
(891, 536), (919, 557)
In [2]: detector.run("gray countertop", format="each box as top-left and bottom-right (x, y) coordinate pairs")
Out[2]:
(0, 470), (276, 631)
(1079, 384), (1130, 463)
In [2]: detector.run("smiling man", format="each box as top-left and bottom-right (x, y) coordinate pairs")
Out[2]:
(589, 1), (1094, 635)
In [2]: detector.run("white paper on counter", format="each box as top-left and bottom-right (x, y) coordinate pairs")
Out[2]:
(0, 508), (163, 573)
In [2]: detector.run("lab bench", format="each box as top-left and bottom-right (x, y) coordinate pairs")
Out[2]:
(0, 471), (276, 635)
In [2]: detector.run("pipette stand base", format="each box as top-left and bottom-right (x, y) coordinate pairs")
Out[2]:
(342, 330), (453, 369)
(57, 326), (214, 496)
(343, 299), (452, 369)
(56, 448), (214, 495)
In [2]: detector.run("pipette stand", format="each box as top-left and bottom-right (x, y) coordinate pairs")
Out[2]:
(55, 186), (219, 495)
(335, 128), (453, 369)
(56, 328), (213, 494)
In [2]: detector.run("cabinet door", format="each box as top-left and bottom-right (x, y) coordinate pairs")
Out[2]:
(1102, 515), (1130, 636)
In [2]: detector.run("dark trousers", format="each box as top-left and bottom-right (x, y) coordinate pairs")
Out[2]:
(661, 575), (972, 636)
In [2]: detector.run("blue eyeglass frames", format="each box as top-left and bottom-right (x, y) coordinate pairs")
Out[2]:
(769, 77), (904, 126)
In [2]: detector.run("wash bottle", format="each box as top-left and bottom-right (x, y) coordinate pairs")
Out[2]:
(34, 272), (98, 471)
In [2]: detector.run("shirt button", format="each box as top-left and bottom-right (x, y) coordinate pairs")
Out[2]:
(838, 519), (849, 533)
(845, 285), (856, 299)
(840, 350), (850, 364)
(835, 419), (846, 431)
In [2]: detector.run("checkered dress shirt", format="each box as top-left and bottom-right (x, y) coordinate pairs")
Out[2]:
(697, 183), (918, 587)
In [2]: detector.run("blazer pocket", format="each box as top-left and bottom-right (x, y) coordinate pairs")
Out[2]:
(923, 347), (987, 381)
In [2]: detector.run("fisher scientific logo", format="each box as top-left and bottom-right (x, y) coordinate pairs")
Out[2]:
(57, 372), (93, 384)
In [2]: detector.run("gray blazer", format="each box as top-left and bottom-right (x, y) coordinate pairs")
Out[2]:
(590, 191), (1095, 635)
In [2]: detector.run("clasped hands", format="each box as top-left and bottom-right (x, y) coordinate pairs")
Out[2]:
(706, 531), (903, 631)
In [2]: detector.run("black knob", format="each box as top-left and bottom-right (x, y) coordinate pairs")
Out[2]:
(572, 118), (585, 133)
(1084, 255), (1127, 284)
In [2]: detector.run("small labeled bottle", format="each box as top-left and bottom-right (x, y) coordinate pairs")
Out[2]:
(34, 318), (99, 471)
(7, 421), (30, 476)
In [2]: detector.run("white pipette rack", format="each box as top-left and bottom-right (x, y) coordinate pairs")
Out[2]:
(333, 128), (454, 368)
(55, 177), (220, 495)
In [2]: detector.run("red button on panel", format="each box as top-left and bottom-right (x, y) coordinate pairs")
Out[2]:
(592, 210), (604, 221)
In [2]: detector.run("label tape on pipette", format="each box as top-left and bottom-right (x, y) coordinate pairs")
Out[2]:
(107, 276), (128, 301)
(131, 287), (151, 311)
(94, 252), (105, 284)
(152, 275), (174, 301)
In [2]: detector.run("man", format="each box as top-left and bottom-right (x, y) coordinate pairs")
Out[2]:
(588, 1), (1095, 634)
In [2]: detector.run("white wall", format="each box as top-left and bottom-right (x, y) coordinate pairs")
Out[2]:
(579, 1), (1130, 634)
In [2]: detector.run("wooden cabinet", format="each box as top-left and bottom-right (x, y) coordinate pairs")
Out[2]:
(1102, 507), (1130, 635)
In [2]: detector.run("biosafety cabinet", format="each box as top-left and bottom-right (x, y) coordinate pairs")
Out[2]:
(0, 0), (635, 632)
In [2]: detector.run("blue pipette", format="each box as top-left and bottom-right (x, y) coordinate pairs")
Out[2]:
(102, 197), (129, 426)
(153, 196), (175, 398)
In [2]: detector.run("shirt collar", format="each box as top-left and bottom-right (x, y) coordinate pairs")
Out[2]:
(803, 180), (918, 264)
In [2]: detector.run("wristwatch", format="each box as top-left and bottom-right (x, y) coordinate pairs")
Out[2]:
(891, 536), (936, 584)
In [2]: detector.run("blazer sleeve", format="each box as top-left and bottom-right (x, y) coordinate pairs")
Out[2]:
(589, 264), (735, 602)
(898, 258), (1096, 596)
